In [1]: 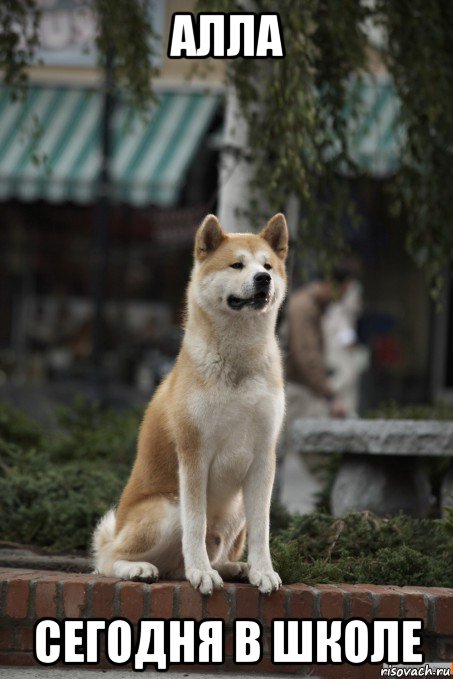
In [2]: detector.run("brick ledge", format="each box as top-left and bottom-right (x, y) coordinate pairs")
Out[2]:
(0, 568), (452, 676)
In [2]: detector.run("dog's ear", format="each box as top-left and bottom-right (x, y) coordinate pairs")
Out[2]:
(259, 213), (289, 260)
(195, 214), (226, 261)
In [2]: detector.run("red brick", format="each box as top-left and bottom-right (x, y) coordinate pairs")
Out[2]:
(404, 586), (453, 596)
(0, 627), (14, 650)
(338, 585), (373, 619)
(0, 569), (35, 577)
(350, 593), (373, 618)
(403, 592), (428, 623)
(119, 581), (145, 623)
(32, 571), (59, 579)
(376, 594), (400, 618)
(287, 584), (316, 618)
(261, 587), (286, 626)
(91, 578), (119, 618)
(62, 581), (87, 617)
(370, 586), (402, 618)
(14, 627), (34, 651)
(179, 582), (202, 620)
(435, 594), (453, 635)
(205, 587), (230, 622)
(32, 572), (72, 583)
(149, 582), (174, 619)
(5, 577), (32, 619)
(318, 585), (344, 618)
(234, 583), (259, 619)
(0, 651), (36, 666)
(386, 585), (410, 596)
(57, 573), (95, 582)
(34, 580), (58, 618)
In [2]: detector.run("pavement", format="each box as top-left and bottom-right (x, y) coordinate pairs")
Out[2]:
(0, 546), (91, 572)
(0, 670), (306, 678)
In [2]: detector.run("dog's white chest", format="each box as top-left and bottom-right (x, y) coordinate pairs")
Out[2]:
(189, 375), (279, 440)
(188, 377), (284, 503)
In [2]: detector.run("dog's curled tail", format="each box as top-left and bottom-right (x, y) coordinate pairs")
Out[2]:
(91, 508), (116, 574)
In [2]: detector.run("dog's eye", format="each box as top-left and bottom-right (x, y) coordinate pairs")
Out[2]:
(230, 262), (244, 270)
(264, 263), (272, 271)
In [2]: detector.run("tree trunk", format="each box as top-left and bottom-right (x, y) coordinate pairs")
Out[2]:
(217, 85), (255, 233)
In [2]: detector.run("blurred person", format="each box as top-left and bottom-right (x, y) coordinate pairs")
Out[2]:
(323, 279), (369, 416)
(274, 268), (353, 508)
(285, 269), (353, 423)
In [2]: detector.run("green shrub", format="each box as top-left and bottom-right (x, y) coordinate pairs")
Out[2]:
(0, 402), (43, 448)
(0, 399), (140, 552)
(270, 511), (453, 587)
(49, 396), (140, 464)
(0, 443), (125, 552)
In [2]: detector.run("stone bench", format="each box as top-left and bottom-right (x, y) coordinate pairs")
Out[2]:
(291, 419), (453, 517)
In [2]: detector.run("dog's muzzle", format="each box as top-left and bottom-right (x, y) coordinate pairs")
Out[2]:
(227, 273), (272, 310)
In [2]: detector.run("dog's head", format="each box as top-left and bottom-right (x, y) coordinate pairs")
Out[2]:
(191, 213), (288, 317)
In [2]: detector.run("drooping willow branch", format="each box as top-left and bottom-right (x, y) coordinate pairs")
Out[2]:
(199, 0), (453, 294)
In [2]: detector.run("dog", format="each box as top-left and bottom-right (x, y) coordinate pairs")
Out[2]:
(93, 212), (288, 594)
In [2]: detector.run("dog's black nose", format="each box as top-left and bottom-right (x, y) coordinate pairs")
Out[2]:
(254, 272), (271, 288)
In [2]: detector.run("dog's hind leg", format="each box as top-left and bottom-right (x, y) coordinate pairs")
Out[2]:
(111, 559), (159, 582)
(216, 525), (249, 580)
(93, 496), (182, 581)
(228, 524), (247, 562)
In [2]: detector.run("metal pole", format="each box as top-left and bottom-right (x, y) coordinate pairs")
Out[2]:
(92, 46), (114, 404)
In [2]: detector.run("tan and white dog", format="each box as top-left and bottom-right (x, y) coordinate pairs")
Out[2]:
(93, 212), (288, 595)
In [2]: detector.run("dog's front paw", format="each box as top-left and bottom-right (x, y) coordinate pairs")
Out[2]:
(186, 568), (223, 595)
(248, 567), (282, 594)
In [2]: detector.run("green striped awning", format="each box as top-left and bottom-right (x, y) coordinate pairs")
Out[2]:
(0, 86), (220, 206)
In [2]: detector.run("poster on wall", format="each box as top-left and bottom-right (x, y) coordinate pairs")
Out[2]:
(36, 0), (97, 66)
(35, 0), (164, 67)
